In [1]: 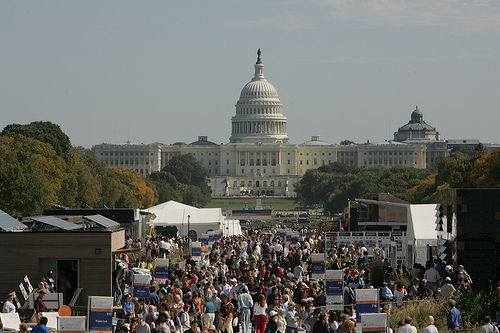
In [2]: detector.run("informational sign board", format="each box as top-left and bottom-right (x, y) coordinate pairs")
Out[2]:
(19, 283), (28, 300)
(360, 313), (389, 333)
(59, 316), (86, 333)
(155, 258), (169, 279)
(226, 209), (273, 220)
(355, 289), (379, 323)
(208, 231), (215, 247)
(201, 234), (209, 247)
(88, 296), (113, 333)
(311, 253), (326, 280)
(132, 274), (151, 298)
(326, 270), (344, 305)
(24, 275), (33, 293)
(192, 242), (202, 261)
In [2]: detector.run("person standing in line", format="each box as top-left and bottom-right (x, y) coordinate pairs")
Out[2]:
(285, 303), (300, 333)
(253, 294), (267, 333)
(397, 317), (417, 333)
(237, 287), (254, 333)
(446, 300), (461, 331)
(423, 316), (438, 333)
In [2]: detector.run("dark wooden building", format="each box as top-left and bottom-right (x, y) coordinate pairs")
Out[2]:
(0, 217), (125, 306)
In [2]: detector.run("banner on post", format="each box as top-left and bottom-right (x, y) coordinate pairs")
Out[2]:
(325, 270), (344, 304)
(88, 296), (113, 333)
(155, 258), (169, 279)
(201, 234), (209, 247)
(361, 313), (389, 333)
(355, 289), (379, 323)
(192, 242), (202, 262)
(133, 274), (151, 298)
(311, 254), (326, 280)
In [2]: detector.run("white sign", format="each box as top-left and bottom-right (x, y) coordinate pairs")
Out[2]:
(59, 316), (86, 333)
(361, 313), (389, 333)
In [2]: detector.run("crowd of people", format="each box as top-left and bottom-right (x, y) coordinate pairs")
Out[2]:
(2, 228), (498, 333)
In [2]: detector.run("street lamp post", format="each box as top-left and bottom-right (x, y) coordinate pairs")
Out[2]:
(187, 214), (191, 240)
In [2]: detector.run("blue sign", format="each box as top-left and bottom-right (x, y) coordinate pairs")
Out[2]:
(90, 310), (113, 331)
(133, 275), (151, 298)
(326, 280), (343, 296)
(312, 261), (325, 273)
(155, 266), (169, 279)
(89, 296), (114, 333)
(192, 247), (202, 257)
(356, 303), (379, 323)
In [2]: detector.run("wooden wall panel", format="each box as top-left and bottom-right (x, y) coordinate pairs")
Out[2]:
(0, 231), (119, 306)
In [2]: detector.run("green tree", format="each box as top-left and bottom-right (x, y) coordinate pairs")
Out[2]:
(161, 154), (211, 206)
(0, 135), (66, 216)
(1, 121), (74, 163)
(147, 171), (182, 203)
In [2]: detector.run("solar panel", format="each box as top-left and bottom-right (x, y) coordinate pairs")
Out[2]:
(31, 216), (83, 231)
(0, 209), (28, 232)
(85, 214), (120, 229)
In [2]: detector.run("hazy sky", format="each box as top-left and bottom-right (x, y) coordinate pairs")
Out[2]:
(1, 1), (499, 148)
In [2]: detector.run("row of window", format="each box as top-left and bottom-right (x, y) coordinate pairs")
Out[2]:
(102, 152), (154, 156)
(233, 180), (283, 188)
(106, 159), (149, 166)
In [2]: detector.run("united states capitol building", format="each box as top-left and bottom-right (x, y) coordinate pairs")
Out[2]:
(93, 51), (450, 197)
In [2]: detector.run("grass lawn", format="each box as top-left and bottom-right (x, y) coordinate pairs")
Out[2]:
(205, 197), (299, 212)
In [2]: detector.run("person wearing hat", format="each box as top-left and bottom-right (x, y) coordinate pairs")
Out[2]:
(207, 325), (218, 333)
(440, 277), (456, 299)
(2, 292), (16, 313)
(285, 303), (300, 333)
(34, 290), (47, 321)
(45, 271), (55, 293)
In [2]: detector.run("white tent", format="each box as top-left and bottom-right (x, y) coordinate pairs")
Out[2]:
(146, 200), (241, 239)
(222, 218), (243, 237)
(406, 204), (440, 267)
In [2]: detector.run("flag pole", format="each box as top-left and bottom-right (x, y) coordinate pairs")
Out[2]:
(347, 198), (350, 232)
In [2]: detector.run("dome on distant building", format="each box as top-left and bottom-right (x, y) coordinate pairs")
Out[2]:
(303, 136), (331, 146)
(190, 136), (218, 146)
(230, 49), (288, 144)
(394, 105), (440, 141)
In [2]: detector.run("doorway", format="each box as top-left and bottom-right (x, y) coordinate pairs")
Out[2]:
(57, 260), (79, 305)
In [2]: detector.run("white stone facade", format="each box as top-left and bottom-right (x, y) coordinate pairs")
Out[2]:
(92, 52), (430, 197)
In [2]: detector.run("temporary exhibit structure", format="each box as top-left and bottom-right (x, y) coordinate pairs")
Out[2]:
(146, 201), (241, 239)
(406, 204), (441, 267)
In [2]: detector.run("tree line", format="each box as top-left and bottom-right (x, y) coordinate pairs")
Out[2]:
(0, 121), (211, 217)
(294, 144), (500, 215)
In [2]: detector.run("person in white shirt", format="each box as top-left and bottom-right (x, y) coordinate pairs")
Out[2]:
(2, 292), (16, 313)
(398, 317), (418, 333)
(394, 282), (408, 306)
(423, 316), (438, 333)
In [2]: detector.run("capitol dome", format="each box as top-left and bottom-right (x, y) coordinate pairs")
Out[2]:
(394, 105), (440, 141)
(230, 50), (288, 144)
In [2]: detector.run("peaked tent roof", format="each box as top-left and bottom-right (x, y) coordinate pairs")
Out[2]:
(147, 200), (223, 226)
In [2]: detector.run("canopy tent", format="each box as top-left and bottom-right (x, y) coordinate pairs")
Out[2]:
(406, 204), (440, 266)
(221, 218), (242, 237)
(146, 200), (241, 239)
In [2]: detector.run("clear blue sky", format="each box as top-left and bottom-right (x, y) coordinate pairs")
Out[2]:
(1, 0), (499, 148)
